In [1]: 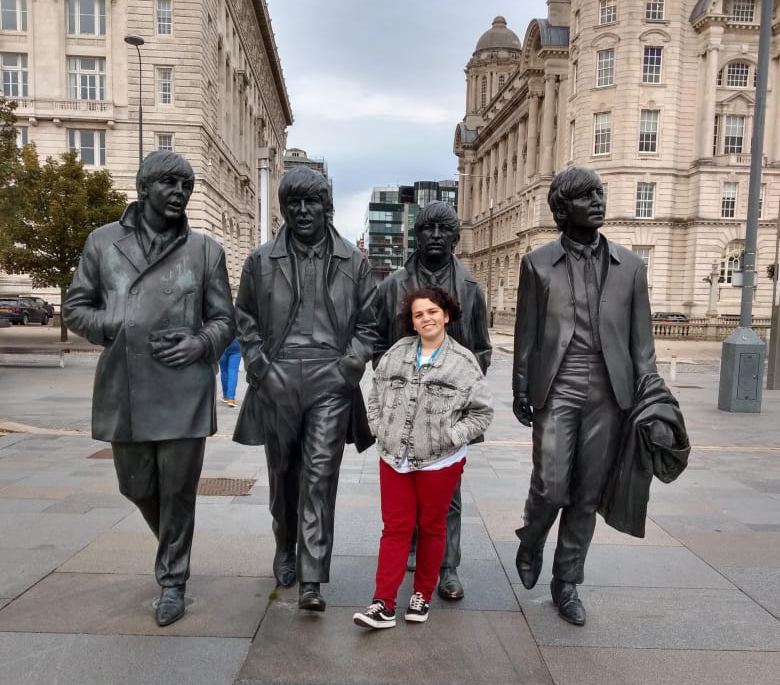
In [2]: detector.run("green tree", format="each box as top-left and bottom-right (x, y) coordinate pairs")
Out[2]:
(0, 99), (126, 341)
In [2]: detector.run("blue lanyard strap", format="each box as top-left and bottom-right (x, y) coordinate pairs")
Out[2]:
(417, 340), (441, 368)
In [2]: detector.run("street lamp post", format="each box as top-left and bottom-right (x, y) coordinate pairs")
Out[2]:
(124, 34), (145, 164)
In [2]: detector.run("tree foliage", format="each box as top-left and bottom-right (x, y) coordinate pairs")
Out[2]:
(0, 96), (127, 340)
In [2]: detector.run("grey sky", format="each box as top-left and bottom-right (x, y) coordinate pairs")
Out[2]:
(267, 0), (549, 242)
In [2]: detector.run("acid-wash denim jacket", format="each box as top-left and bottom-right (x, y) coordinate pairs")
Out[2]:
(367, 334), (493, 469)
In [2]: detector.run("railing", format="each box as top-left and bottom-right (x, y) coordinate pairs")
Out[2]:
(653, 317), (771, 341)
(14, 98), (114, 119)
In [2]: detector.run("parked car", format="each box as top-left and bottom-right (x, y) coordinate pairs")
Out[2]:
(0, 297), (50, 325)
(19, 296), (55, 319)
(652, 312), (689, 324)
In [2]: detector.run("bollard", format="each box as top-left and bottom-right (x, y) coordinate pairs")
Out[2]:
(670, 355), (677, 382)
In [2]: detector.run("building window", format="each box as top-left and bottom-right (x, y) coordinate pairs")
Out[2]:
(66, 0), (105, 36)
(633, 246), (652, 272)
(156, 67), (172, 104)
(0, 0), (26, 31)
(642, 47), (663, 84)
(759, 183), (765, 218)
(720, 240), (744, 283)
(1, 52), (27, 97)
(480, 76), (487, 108)
(498, 74), (505, 89)
(156, 0), (172, 35)
(723, 115), (745, 153)
(721, 182), (738, 218)
(635, 182), (655, 218)
(726, 61), (750, 88)
(593, 112), (612, 155)
(156, 133), (173, 150)
(645, 0), (665, 20)
(67, 128), (106, 166)
(597, 49), (615, 87)
(713, 115), (720, 155)
(15, 125), (27, 146)
(731, 0), (755, 23)
(67, 56), (105, 100)
(571, 60), (578, 94)
(639, 109), (659, 153)
(574, 9), (580, 35)
(599, 0), (617, 25)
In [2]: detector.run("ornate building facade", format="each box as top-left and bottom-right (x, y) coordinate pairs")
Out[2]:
(0, 0), (292, 299)
(454, 0), (780, 324)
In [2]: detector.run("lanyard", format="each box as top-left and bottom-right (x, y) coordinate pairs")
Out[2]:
(417, 340), (441, 368)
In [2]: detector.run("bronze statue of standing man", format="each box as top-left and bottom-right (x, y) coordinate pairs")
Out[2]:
(513, 166), (656, 625)
(233, 167), (378, 612)
(64, 151), (235, 627)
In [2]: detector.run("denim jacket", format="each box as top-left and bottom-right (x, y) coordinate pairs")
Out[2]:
(367, 334), (493, 469)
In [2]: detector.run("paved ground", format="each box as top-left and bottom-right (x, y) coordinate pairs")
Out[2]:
(1, 324), (779, 684)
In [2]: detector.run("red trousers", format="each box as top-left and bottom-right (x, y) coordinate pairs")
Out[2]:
(373, 457), (465, 611)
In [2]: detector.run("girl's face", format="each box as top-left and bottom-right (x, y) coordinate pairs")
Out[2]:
(411, 298), (449, 345)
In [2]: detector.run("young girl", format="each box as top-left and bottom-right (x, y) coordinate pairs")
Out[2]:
(354, 287), (493, 629)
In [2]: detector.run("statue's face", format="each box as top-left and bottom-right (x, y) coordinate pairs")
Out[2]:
(416, 220), (460, 263)
(284, 193), (326, 245)
(142, 173), (193, 225)
(560, 186), (605, 234)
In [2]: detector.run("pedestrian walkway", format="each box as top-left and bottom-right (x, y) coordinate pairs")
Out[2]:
(1, 336), (779, 684)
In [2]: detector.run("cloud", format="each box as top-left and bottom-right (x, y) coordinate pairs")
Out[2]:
(289, 74), (458, 125)
(333, 186), (374, 243)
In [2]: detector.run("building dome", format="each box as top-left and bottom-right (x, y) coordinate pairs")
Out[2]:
(475, 16), (521, 52)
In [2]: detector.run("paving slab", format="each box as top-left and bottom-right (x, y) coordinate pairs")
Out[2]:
(60, 531), (277, 577)
(717, 566), (780, 618)
(539, 646), (780, 685)
(495, 542), (732, 590)
(0, 573), (273, 638)
(322, 555), (518, 612)
(0, 508), (128, 550)
(675, 531), (780, 566)
(236, 601), (553, 685)
(0, 546), (77, 598)
(516, 585), (780, 650)
(0, 633), (250, 685)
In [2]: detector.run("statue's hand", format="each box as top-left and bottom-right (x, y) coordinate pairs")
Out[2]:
(153, 333), (206, 369)
(513, 394), (533, 426)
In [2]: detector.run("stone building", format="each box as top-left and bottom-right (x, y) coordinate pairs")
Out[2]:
(0, 0), (292, 300)
(454, 0), (780, 325)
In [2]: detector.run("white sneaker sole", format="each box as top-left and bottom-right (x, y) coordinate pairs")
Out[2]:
(404, 612), (429, 623)
(353, 612), (396, 629)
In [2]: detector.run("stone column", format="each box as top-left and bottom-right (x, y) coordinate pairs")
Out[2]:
(556, 74), (569, 171)
(772, 57), (780, 163)
(489, 144), (497, 207)
(505, 126), (516, 200)
(698, 42), (721, 161)
(497, 136), (507, 203)
(525, 94), (540, 180)
(481, 155), (489, 215)
(463, 161), (473, 222)
(539, 75), (556, 177)
(515, 118), (527, 192)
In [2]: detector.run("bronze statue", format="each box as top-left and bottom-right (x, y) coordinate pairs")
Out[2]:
(64, 151), (235, 626)
(233, 167), (378, 612)
(373, 200), (491, 600)
(512, 166), (657, 625)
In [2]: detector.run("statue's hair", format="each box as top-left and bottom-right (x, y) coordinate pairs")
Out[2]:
(414, 200), (460, 235)
(547, 166), (603, 230)
(279, 167), (333, 219)
(136, 150), (194, 197)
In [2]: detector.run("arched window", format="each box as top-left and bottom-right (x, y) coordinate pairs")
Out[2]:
(481, 76), (487, 108)
(726, 61), (750, 87)
(720, 240), (745, 284)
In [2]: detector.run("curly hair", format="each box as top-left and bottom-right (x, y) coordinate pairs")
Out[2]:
(400, 286), (462, 336)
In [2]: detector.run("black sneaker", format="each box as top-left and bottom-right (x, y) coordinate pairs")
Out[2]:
(353, 600), (396, 629)
(404, 592), (429, 623)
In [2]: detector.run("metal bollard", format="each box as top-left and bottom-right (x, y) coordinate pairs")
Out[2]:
(670, 354), (677, 382)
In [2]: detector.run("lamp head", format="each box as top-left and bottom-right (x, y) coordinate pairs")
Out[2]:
(124, 34), (145, 47)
